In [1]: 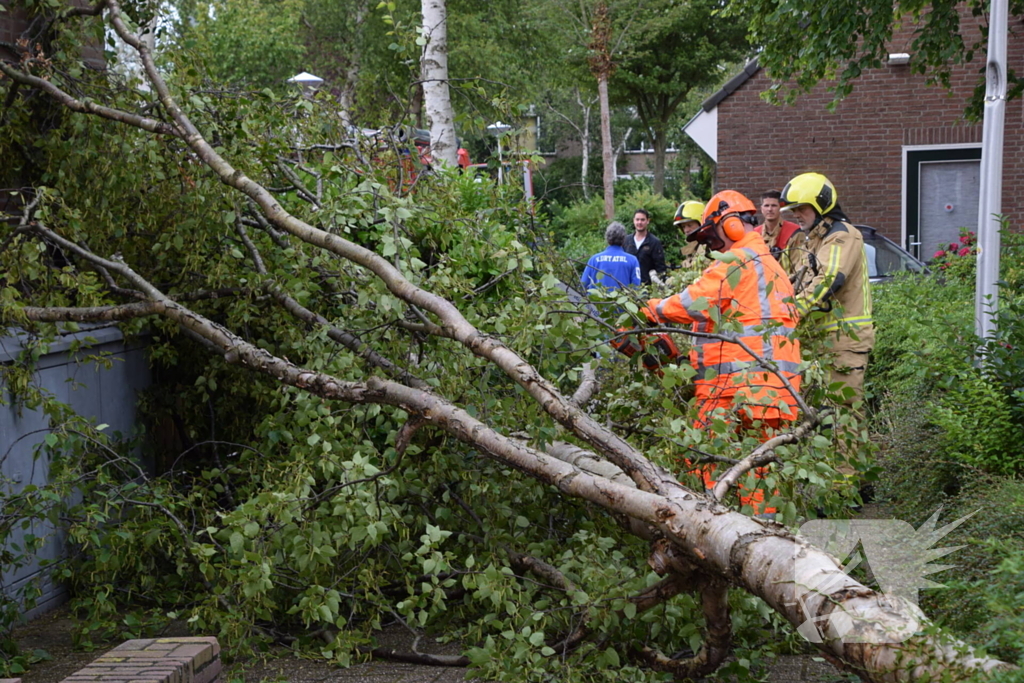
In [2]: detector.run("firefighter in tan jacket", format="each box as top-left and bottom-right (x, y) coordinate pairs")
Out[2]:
(780, 173), (873, 406)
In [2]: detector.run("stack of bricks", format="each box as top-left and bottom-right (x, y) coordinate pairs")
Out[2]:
(60, 637), (221, 683)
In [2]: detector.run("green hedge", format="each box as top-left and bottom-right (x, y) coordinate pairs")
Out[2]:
(869, 229), (1024, 665)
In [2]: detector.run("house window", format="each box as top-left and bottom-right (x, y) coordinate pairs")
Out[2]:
(904, 146), (981, 261)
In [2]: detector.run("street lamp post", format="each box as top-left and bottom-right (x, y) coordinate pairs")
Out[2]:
(486, 121), (512, 184)
(287, 72), (324, 98)
(975, 0), (1007, 340)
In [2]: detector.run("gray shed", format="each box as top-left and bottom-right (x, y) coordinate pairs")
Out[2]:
(1, 325), (150, 619)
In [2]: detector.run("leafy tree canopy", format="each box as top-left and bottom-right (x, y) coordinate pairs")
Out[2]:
(611, 0), (750, 191)
(733, 0), (1024, 112)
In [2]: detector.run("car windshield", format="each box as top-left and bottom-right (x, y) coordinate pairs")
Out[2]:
(863, 237), (927, 279)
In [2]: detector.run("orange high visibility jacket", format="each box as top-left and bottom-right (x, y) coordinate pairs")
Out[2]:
(643, 232), (802, 420)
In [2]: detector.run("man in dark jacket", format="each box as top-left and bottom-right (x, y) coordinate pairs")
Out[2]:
(624, 208), (667, 285)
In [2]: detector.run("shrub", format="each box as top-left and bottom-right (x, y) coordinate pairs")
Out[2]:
(870, 231), (1024, 477)
(868, 270), (974, 397)
(930, 371), (1024, 475)
(930, 227), (978, 284)
(548, 187), (684, 274)
(919, 478), (1024, 663)
(547, 195), (608, 267)
(975, 544), (1024, 665)
(870, 222), (1024, 661)
(533, 155), (604, 210)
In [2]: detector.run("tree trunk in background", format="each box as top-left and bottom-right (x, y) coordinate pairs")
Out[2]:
(420, 0), (457, 167)
(652, 125), (668, 195)
(612, 126), (632, 187)
(336, 0), (367, 128)
(589, 2), (615, 220)
(577, 88), (593, 201)
(598, 74), (614, 219)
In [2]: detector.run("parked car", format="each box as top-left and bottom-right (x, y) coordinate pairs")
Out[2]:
(857, 225), (929, 284)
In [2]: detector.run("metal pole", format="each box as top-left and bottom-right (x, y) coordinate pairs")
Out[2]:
(975, 0), (1007, 339)
(497, 136), (504, 185)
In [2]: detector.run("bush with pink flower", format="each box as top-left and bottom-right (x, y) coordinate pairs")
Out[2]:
(931, 228), (978, 282)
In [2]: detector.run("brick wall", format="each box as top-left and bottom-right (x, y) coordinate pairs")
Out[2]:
(715, 13), (1024, 241)
(0, 1), (31, 62)
(0, 0), (104, 68)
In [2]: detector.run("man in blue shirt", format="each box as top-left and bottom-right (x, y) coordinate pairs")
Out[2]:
(581, 221), (642, 291)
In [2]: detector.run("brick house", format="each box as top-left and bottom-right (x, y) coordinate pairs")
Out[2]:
(2, 0), (104, 211)
(683, 14), (1024, 261)
(0, 0), (105, 69)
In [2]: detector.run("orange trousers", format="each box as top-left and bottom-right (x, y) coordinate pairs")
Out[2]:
(684, 394), (797, 515)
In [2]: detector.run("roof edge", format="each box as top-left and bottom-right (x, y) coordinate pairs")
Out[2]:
(701, 57), (762, 112)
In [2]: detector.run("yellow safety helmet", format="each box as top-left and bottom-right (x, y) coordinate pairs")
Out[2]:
(674, 200), (705, 226)
(780, 172), (837, 215)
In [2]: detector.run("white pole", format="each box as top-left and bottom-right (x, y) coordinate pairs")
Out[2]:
(497, 136), (505, 185)
(975, 0), (1007, 339)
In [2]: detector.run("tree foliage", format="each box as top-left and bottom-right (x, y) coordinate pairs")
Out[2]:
(734, 0), (1024, 111)
(183, 0), (308, 89)
(612, 0), (750, 194)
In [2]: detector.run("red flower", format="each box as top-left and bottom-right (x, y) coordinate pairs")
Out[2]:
(949, 243), (959, 251)
(958, 247), (971, 257)
(934, 250), (947, 258)
(960, 233), (973, 244)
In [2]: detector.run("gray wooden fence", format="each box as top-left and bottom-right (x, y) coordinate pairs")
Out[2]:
(0, 325), (150, 619)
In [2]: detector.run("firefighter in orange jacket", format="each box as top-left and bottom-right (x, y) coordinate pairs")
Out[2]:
(642, 191), (803, 512)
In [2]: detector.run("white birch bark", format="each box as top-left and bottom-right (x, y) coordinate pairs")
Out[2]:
(576, 89), (593, 201)
(419, 0), (458, 167)
(611, 126), (632, 182)
(598, 73), (614, 219)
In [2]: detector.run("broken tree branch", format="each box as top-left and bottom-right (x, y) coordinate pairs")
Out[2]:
(712, 408), (834, 502)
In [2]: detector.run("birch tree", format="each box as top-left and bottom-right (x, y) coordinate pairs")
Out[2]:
(420, 0), (458, 166)
(585, 1), (615, 219)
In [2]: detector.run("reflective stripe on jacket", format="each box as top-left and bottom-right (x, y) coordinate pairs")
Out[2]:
(643, 232), (802, 419)
(789, 218), (874, 352)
